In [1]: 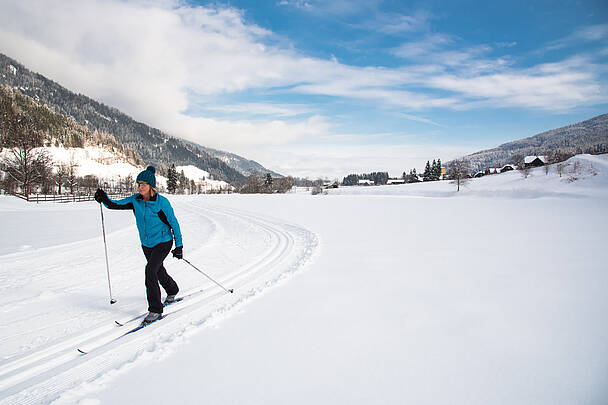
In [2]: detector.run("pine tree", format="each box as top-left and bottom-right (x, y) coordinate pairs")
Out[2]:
(167, 164), (178, 194)
(423, 161), (431, 181)
(178, 170), (187, 194)
(437, 158), (442, 180)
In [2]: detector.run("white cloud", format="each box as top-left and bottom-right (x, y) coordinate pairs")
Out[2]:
(202, 103), (316, 118)
(369, 10), (431, 35)
(428, 57), (607, 111)
(547, 24), (608, 50)
(391, 33), (453, 58)
(277, 0), (381, 16)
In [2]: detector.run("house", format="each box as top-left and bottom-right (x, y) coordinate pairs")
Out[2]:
(324, 181), (339, 189)
(524, 156), (547, 168)
(387, 179), (405, 185)
(474, 171), (485, 178)
(500, 164), (515, 173)
(358, 179), (374, 186)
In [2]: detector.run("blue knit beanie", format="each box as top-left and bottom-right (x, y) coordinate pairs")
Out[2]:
(136, 166), (157, 188)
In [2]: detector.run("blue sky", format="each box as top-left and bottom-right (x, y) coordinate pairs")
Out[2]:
(0, 0), (606, 178)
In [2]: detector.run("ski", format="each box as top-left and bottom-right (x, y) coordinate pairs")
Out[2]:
(77, 289), (204, 354)
(77, 315), (165, 354)
(113, 289), (203, 327)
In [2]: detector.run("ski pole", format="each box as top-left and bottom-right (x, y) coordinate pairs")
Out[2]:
(182, 258), (234, 294)
(99, 203), (117, 304)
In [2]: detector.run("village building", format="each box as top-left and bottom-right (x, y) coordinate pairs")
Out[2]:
(524, 156), (547, 168)
(358, 179), (374, 186)
(387, 179), (405, 185)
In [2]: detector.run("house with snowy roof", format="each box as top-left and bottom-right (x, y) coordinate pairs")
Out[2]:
(524, 156), (547, 168)
(358, 179), (374, 186)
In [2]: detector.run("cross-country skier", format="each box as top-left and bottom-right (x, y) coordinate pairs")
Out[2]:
(94, 165), (183, 325)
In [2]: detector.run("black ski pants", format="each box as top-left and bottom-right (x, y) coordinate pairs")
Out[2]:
(142, 240), (179, 314)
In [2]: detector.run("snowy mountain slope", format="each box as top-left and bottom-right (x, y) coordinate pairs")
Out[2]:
(175, 165), (233, 192)
(1, 153), (607, 405)
(458, 113), (608, 171)
(195, 144), (283, 177)
(0, 53), (255, 184)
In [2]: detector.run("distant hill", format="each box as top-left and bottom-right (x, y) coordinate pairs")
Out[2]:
(458, 114), (608, 171)
(194, 143), (282, 178)
(0, 53), (279, 184)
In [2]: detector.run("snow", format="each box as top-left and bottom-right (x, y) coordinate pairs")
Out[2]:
(1, 154), (607, 404)
(175, 165), (210, 180)
(175, 165), (233, 191)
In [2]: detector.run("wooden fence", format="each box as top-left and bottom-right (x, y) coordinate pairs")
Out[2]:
(13, 192), (132, 203)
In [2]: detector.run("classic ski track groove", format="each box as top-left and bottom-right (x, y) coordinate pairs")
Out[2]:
(0, 202), (318, 405)
(0, 203), (215, 380)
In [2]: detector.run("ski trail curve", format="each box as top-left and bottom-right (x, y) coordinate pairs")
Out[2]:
(0, 201), (319, 405)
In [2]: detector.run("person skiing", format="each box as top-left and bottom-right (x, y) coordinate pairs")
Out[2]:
(94, 165), (183, 325)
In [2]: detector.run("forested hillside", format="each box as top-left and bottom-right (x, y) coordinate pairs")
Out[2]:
(461, 114), (608, 170)
(0, 53), (250, 183)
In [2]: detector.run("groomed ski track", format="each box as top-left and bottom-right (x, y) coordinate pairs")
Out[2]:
(0, 198), (319, 405)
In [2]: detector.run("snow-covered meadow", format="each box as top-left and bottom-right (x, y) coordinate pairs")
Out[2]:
(1, 154), (607, 404)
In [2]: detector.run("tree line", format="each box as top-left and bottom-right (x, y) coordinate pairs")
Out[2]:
(238, 173), (295, 194)
(342, 172), (389, 186)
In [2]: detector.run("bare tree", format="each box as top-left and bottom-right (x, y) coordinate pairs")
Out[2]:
(1, 102), (49, 195)
(511, 154), (525, 170)
(55, 164), (68, 194)
(80, 174), (100, 195)
(448, 158), (471, 192)
(556, 162), (567, 177)
(239, 174), (264, 193)
(37, 154), (55, 194)
(65, 160), (79, 194)
(274, 176), (295, 193)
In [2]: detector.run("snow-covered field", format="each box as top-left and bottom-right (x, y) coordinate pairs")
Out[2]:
(1, 154), (607, 405)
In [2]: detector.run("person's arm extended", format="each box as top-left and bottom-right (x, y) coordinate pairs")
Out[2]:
(95, 189), (134, 210)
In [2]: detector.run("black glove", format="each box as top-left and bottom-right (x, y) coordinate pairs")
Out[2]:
(94, 188), (109, 204)
(172, 246), (183, 259)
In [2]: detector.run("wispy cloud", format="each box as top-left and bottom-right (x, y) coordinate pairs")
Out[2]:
(547, 24), (608, 50)
(365, 10), (431, 35)
(202, 103), (315, 118)
(401, 113), (443, 127)
(428, 56), (607, 111)
(391, 33), (453, 58)
(277, 0), (381, 16)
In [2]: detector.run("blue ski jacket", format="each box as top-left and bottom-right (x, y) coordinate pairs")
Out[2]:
(102, 193), (183, 248)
